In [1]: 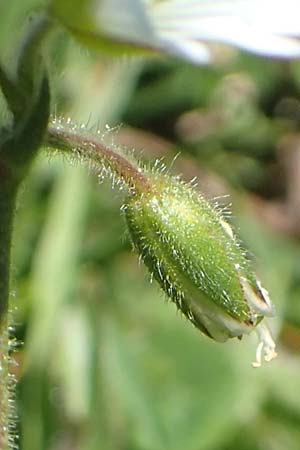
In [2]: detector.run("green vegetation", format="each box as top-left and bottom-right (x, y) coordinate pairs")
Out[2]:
(0, 1), (300, 450)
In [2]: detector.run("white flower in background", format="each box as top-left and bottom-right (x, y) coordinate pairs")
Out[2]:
(97, 0), (300, 63)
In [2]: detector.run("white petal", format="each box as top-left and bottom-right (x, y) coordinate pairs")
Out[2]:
(158, 33), (212, 63)
(96, 0), (157, 46)
(237, 0), (300, 36)
(151, 0), (300, 35)
(150, 0), (300, 60)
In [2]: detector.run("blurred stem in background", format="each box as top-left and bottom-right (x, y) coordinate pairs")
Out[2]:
(20, 58), (142, 450)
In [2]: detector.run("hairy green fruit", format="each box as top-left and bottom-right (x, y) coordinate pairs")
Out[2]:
(46, 124), (277, 368)
(124, 172), (277, 367)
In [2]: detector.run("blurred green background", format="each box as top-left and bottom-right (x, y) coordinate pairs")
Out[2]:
(1, 1), (300, 450)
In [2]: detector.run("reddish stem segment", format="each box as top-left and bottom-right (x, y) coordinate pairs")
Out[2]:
(47, 125), (151, 194)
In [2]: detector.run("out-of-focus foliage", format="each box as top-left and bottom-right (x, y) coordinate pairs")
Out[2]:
(1, 1), (300, 450)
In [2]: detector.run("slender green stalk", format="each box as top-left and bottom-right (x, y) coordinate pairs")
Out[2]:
(0, 183), (15, 324)
(0, 12), (54, 450)
(0, 185), (16, 450)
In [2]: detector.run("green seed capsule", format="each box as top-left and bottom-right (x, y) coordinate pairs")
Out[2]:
(124, 172), (277, 367)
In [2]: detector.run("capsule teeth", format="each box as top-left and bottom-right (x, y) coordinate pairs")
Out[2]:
(239, 275), (275, 317)
(252, 323), (277, 368)
(256, 280), (276, 316)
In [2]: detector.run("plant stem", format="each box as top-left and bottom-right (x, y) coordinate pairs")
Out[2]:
(0, 13), (54, 450)
(0, 186), (15, 323)
(0, 185), (16, 450)
(47, 124), (152, 194)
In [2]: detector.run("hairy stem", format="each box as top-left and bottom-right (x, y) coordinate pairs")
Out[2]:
(47, 124), (151, 193)
(0, 187), (15, 321)
(0, 186), (16, 450)
(0, 12), (54, 450)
